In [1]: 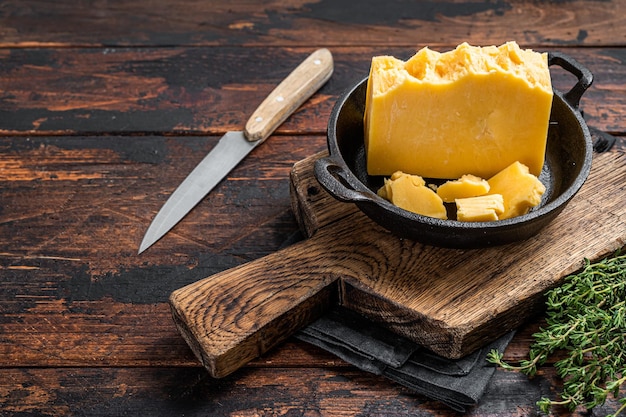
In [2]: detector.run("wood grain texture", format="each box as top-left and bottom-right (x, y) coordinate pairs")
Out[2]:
(0, 0), (624, 48)
(170, 256), (339, 377)
(244, 48), (334, 142)
(1, 365), (624, 417)
(0, 134), (324, 368)
(1, 0), (625, 415)
(171, 150), (624, 377)
(0, 47), (624, 135)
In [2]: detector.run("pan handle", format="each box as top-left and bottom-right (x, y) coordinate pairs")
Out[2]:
(548, 53), (616, 154)
(548, 51), (593, 109)
(314, 156), (378, 203)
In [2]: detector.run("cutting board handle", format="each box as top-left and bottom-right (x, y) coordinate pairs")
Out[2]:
(168, 207), (415, 379)
(169, 150), (626, 379)
(169, 234), (343, 378)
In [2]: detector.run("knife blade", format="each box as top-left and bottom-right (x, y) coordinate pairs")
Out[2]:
(139, 48), (334, 253)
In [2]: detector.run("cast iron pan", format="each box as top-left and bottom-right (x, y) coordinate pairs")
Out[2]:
(315, 52), (596, 248)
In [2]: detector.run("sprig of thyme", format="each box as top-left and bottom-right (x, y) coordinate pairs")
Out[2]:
(487, 251), (626, 416)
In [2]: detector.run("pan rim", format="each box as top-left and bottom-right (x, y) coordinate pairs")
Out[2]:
(320, 75), (593, 241)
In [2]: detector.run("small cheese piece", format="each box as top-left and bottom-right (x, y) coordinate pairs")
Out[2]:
(436, 174), (490, 203)
(487, 161), (546, 219)
(364, 41), (553, 179)
(377, 171), (447, 219)
(378, 170), (425, 200)
(456, 194), (505, 222)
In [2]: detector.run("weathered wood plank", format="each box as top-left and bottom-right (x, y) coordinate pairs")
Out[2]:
(0, 0), (624, 48)
(0, 138), (623, 367)
(0, 282), (583, 368)
(0, 47), (625, 136)
(0, 2), (624, 414)
(0, 134), (326, 265)
(0, 47), (337, 135)
(169, 148), (625, 377)
(0, 133), (322, 366)
(1, 365), (624, 416)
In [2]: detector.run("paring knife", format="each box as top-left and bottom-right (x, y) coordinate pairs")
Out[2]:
(139, 48), (334, 253)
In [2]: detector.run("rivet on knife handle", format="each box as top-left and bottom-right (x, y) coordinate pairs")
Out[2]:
(244, 48), (334, 143)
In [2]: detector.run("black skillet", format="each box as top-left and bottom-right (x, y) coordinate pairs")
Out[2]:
(315, 52), (596, 248)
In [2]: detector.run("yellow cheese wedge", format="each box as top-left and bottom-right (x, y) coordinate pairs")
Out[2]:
(456, 194), (505, 222)
(377, 171), (447, 219)
(364, 41), (553, 179)
(378, 170), (425, 200)
(487, 161), (546, 219)
(436, 174), (490, 203)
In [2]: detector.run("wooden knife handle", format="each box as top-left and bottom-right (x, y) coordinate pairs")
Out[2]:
(244, 48), (334, 143)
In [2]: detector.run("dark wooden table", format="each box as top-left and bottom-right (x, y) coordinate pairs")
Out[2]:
(1, 1), (624, 415)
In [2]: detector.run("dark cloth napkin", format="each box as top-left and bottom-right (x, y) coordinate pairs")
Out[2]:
(297, 306), (514, 412)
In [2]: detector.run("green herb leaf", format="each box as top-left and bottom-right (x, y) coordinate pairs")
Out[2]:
(487, 251), (626, 416)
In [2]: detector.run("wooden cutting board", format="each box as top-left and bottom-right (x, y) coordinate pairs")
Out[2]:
(169, 150), (625, 378)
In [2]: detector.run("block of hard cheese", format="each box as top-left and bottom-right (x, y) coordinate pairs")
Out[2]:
(364, 42), (553, 179)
